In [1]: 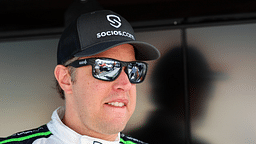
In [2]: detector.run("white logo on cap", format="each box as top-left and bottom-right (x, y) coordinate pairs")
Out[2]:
(107, 15), (121, 28)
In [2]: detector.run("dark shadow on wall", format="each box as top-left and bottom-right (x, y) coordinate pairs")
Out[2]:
(128, 46), (219, 144)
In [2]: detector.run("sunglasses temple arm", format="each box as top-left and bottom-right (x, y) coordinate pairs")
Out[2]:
(67, 60), (91, 68)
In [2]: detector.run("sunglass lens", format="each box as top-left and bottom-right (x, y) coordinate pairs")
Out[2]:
(128, 62), (147, 83)
(93, 59), (121, 81)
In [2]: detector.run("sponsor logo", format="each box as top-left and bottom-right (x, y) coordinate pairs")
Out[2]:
(13, 127), (44, 136)
(96, 30), (135, 40)
(107, 14), (121, 28)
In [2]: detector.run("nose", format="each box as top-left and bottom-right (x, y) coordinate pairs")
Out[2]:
(112, 68), (132, 92)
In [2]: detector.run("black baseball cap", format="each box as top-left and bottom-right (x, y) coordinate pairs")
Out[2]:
(57, 10), (160, 65)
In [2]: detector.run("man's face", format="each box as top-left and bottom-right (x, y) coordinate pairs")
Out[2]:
(68, 44), (137, 137)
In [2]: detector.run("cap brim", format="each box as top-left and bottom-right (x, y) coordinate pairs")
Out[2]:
(74, 40), (160, 61)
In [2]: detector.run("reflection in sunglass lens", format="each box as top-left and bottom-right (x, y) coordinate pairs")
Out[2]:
(128, 62), (147, 83)
(93, 59), (121, 81)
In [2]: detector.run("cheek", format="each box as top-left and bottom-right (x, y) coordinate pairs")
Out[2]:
(129, 86), (137, 112)
(73, 81), (111, 123)
(73, 68), (101, 105)
(75, 76), (112, 106)
(75, 81), (108, 102)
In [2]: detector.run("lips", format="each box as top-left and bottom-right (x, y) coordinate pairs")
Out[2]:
(105, 99), (128, 108)
(107, 102), (125, 107)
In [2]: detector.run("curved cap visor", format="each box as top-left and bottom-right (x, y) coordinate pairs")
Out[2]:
(74, 40), (161, 61)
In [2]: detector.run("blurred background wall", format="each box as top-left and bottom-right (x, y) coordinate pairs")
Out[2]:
(0, 39), (64, 136)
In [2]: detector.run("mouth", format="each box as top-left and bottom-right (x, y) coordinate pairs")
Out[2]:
(106, 102), (126, 107)
(104, 99), (128, 108)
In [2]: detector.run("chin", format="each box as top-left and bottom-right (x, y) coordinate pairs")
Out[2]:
(96, 114), (131, 135)
(101, 122), (127, 135)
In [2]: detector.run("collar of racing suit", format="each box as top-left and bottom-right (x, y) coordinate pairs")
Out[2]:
(47, 107), (120, 144)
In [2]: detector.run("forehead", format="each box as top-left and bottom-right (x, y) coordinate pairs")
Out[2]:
(81, 44), (136, 61)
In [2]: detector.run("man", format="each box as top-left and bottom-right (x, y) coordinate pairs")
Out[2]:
(0, 10), (160, 144)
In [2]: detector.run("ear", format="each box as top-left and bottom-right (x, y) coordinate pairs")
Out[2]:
(54, 65), (73, 94)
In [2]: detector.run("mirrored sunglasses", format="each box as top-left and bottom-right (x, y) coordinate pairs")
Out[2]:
(67, 58), (148, 84)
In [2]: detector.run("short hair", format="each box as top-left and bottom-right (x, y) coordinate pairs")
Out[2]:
(55, 57), (79, 100)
